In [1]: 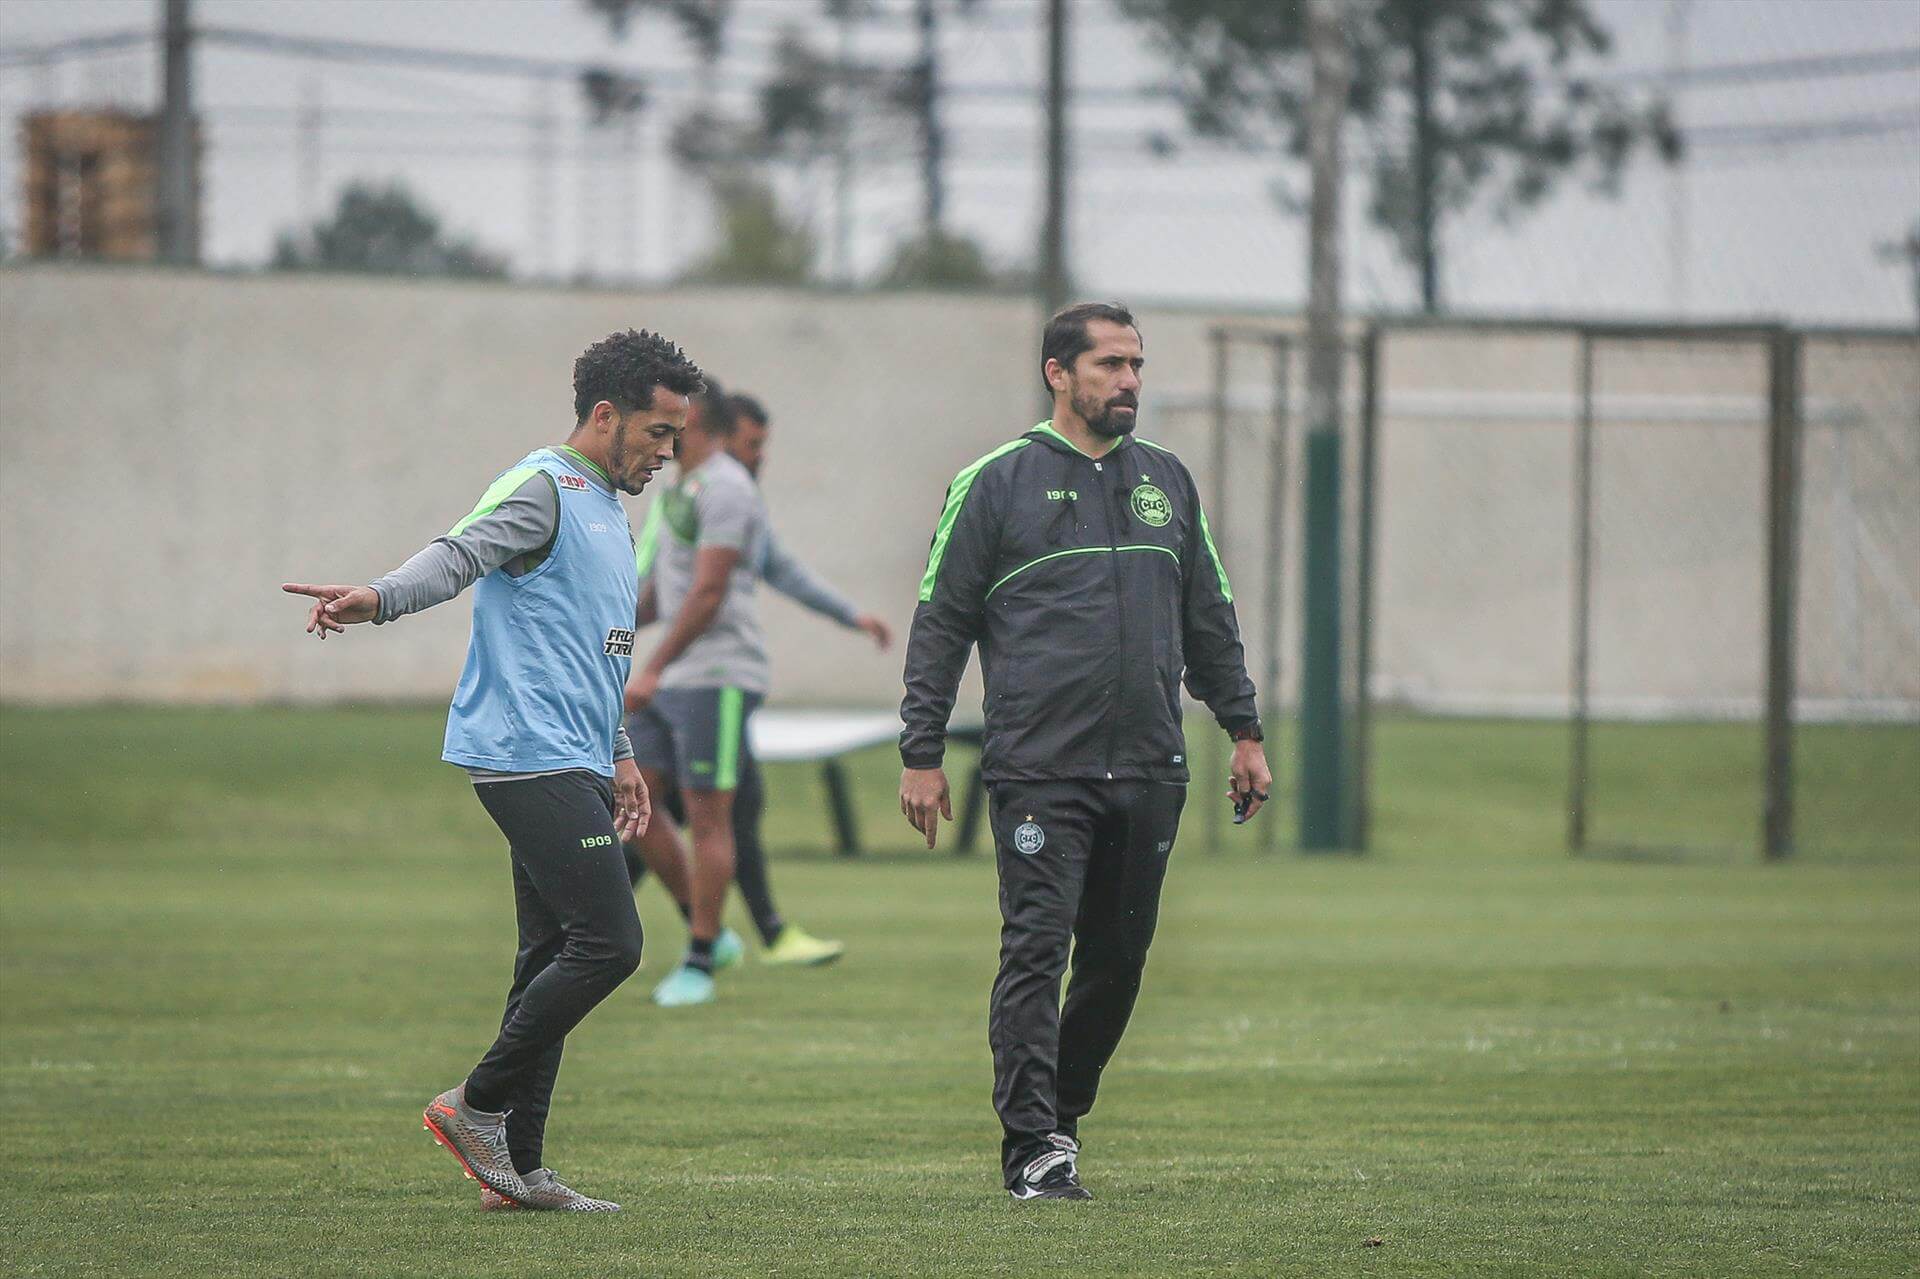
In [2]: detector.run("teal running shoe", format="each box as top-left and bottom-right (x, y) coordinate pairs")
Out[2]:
(712, 927), (746, 972)
(651, 964), (716, 1007)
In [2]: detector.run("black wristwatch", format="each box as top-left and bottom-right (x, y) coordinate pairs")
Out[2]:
(1229, 722), (1264, 743)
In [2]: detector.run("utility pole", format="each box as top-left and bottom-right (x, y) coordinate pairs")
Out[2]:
(528, 76), (556, 280)
(1039, 0), (1070, 316)
(1665, 0), (1691, 315)
(578, 114), (600, 282)
(833, 6), (856, 285)
(618, 108), (640, 282)
(1299, 0), (1351, 851)
(915, 0), (945, 239)
(296, 69), (322, 230)
(156, 0), (199, 265)
(1408, 2), (1437, 313)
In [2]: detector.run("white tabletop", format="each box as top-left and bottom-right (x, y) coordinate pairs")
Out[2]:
(747, 708), (982, 763)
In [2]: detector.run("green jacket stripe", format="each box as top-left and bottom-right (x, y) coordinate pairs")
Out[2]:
(987, 544), (1179, 599)
(918, 438), (1031, 602)
(1197, 504), (1233, 602)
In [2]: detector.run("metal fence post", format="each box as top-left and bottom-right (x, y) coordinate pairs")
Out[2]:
(1261, 335), (1292, 855)
(1207, 327), (1231, 854)
(1348, 323), (1381, 852)
(1763, 327), (1803, 859)
(1568, 332), (1596, 855)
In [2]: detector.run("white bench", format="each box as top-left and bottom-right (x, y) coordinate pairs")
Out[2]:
(749, 708), (986, 854)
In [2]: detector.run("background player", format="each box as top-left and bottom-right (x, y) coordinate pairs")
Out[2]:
(623, 383), (772, 1007)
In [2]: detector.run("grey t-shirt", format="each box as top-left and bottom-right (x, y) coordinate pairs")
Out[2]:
(649, 451), (773, 694)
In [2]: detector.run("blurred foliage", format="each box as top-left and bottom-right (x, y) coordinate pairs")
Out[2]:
(1119, 0), (1679, 309)
(584, 0), (733, 62)
(878, 227), (999, 289)
(271, 181), (508, 279)
(680, 176), (816, 284)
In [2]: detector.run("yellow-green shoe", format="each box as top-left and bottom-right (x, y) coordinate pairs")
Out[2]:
(761, 924), (845, 967)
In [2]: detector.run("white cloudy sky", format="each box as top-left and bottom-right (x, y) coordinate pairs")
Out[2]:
(3, 0), (1917, 324)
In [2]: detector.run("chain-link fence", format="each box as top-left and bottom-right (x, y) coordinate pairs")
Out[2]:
(1372, 319), (1918, 861)
(1164, 317), (1916, 861)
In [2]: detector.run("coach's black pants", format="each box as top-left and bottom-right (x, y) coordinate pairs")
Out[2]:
(987, 778), (1185, 1185)
(465, 771), (645, 1174)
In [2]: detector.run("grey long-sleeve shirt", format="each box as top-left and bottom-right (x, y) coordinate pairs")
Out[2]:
(368, 469), (633, 768)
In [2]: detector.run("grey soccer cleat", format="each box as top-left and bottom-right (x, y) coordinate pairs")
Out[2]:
(1009, 1135), (1092, 1201)
(422, 1085), (528, 1205)
(480, 1169), (622, 1212)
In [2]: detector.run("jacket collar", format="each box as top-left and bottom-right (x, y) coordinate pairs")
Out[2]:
(1025, 419), (1134, 462)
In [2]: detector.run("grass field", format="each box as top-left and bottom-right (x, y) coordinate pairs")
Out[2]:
(2, 707), (1916, 1277)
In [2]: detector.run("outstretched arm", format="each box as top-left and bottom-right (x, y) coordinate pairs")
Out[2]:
(282, 470), (559, 638)
(762, 529), (891, 649)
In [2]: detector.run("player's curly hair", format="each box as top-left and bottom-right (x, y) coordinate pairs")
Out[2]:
(572, 329), (706, 423)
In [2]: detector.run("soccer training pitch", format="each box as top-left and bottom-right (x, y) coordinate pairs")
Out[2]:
(2, 707), (1915, 1277)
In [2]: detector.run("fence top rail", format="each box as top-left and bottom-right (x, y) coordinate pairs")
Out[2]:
(1366, 314), (1919, 343)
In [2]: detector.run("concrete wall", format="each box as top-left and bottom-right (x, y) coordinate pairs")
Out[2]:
(3, 266), (1915, 716)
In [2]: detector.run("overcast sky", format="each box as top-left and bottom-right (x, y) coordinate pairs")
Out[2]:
(3, 0), (1917, 324)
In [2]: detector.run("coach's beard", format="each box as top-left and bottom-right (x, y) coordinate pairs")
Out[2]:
(1077, 391), (1139, 439)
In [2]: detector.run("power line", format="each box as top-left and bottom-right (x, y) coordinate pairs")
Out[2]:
(0, 29), (150, 68)
(9, 25), (1917, 102)
(1591, 43), (1920, 89)
(1684, 105), (1920, 148)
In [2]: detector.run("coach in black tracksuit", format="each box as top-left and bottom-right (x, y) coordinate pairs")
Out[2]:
(899, 302), (1273, 1200)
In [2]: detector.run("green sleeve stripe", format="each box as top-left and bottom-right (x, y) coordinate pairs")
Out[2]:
(986, 544), (1178, 599)
(633, 500), (664, 578)
(917, 437), (1031, 603)
(1134, 437), (1175, 456)
(713, 686), (745, 791)
(1197, 502), (1234, 602)
(449, 466), (544, 538)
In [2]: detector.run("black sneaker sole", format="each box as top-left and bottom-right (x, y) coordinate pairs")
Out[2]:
(1009, 1185), (1094, 1201)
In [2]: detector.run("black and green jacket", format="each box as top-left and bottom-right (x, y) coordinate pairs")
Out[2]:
(900, 422), (1259, 784)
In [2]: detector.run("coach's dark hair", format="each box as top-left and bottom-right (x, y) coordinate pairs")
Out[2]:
(1040, 301), (1139, 391)
(573, 329), (705, 423)
(729, 393), (769, 427)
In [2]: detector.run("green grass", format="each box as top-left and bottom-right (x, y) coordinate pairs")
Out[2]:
(1, 707), (1916, 1277)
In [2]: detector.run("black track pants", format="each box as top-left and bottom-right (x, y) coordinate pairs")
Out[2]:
(986, 778), (1186, 1185)
(728, 747), (786, 946)
(464, 771), (645, 1174)
(627, 745), (786, 947)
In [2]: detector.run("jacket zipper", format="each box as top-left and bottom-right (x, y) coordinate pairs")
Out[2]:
(1097, 456), (1125, 779)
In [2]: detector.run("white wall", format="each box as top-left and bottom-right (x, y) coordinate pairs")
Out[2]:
(3, 266), (1914, 716)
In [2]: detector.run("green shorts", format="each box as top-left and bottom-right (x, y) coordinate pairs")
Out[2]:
(626, 686), (762, 794)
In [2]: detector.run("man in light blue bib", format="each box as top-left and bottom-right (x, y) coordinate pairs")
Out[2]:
(283, 329), (703, 1211)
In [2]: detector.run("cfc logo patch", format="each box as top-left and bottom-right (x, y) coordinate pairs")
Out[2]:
(1131, 483), (1171, 527)
(604, 627), (636, 656)
(1013, 821), (1046, 856)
